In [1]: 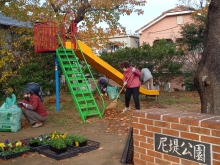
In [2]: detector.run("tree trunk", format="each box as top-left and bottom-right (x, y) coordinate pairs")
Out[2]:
(194, 0), (220, 115)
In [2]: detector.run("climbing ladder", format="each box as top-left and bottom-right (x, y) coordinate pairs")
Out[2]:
(56, 35), (105, 122)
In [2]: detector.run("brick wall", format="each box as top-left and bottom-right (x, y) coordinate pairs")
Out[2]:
(133, 109), (220, 165)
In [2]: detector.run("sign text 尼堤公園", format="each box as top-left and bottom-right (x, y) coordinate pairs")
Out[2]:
(154, 133), (211, 165)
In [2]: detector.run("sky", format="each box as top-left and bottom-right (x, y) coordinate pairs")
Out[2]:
(120, 0), (178, 34)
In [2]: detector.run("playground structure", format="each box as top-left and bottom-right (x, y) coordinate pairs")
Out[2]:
(33, 13), (159, 122)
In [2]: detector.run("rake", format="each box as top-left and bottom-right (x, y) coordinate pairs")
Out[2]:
(106, 72), (133, 109)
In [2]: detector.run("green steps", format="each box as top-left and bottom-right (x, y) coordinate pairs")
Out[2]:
(56, 47), (102, 122)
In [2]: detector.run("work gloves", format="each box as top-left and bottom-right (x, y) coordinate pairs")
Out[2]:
(132, 67), (136, 72)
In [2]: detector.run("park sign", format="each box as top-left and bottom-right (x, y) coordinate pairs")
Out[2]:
(154, 133), (211, 165)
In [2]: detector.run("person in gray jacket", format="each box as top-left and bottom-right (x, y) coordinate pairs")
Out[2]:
(138, 66), (154, 90)
(98, 77), (110, 94)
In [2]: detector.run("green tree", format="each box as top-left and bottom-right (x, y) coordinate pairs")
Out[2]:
(180, 23), (205, 51)
(149, 40), (184, 90)
(0, 29), (15, 83)
(0, 26), (39, 94)
(6, 54), (55, 96)
(99, 39), (184, 90)
(177, 21), (205, 89)
(176, 0), (208, 91)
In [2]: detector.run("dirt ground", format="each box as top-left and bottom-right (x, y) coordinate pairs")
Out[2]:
(0, 91), (200, 165)
(0, 121), (128, 165)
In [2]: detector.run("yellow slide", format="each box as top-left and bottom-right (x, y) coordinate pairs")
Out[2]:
(75, 40), (159, 96)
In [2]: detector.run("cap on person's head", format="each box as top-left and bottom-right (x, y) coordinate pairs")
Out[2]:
(21, 88), (34, 96)
(99, 79), (106, 86)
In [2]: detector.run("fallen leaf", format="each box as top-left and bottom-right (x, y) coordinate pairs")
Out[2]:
(109, 123), (114, 127)
(39, 154), (46, 157)
(121, 123), (126, 126)
(120, 117), (126, 121)
(123, 133), (128, 136)
(22, 153), (28, 158)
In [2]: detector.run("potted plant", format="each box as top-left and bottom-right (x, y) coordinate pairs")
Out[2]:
(29, 138), (42, 147)
(64, 134), (76, 147)
(38, 134), (51, 145)
(73, 135), (87, 147)
(28, 134), (50, 148)
(49, 138), (67, 154)
(63, 135), (74, 146)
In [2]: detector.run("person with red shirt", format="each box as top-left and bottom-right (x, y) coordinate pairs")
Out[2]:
(119, 61), (141, 113)
(18, 88), (48, 128)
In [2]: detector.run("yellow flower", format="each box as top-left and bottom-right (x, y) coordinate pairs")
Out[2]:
(0, 143), (5, 148)
(8, 143), (12, 147)
(16, 141), (21, 147)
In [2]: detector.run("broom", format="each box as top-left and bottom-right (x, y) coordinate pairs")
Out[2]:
(106, 72), (133, 109)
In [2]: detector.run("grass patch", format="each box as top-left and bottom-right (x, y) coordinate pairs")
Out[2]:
(0, 90), (200, 130)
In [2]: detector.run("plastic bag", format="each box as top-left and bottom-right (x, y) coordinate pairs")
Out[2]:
(0, 94), (22, 132)
(107, 86), (119, 100)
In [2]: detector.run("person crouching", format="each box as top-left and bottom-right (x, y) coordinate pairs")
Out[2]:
(18, 88), (48, 128)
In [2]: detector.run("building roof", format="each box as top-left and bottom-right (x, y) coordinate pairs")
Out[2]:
(0, 12), (31, 28)
(136, 5), (195, 34)
(109, 34), (139, 39)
